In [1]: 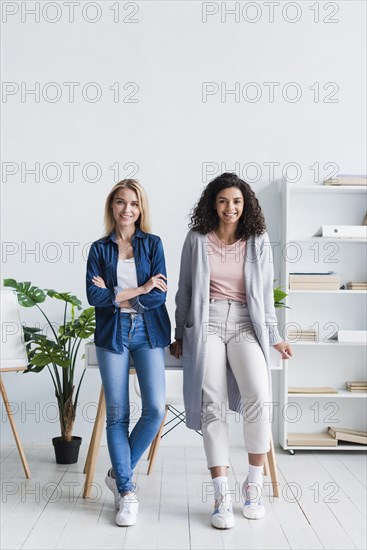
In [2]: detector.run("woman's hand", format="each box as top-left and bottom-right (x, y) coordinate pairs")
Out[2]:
(92, 276), (106, 289)
(273, 341), (293, 360)
(140, 274), (167, 294)
(169, 339), (182, 359)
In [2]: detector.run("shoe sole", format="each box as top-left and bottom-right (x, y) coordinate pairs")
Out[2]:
(115, 519), (137, 527)
(243, 507), (266, 520)
(211, 517), (235, 529)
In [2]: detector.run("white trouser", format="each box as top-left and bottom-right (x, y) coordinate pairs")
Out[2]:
(202, 299), (271, 468)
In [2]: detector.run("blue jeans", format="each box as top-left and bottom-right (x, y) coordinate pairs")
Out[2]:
(96, 312), (166, 494)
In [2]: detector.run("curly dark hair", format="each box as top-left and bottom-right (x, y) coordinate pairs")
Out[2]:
(189, 172), (267, 239)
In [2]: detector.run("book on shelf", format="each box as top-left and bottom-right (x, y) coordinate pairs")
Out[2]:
(346, 381), (367, 392)
(287, 329), (317, 341)
(287, 432), (338, 446)
(328, 427), (367, 445)
(327, 330), (367, 343)
(346, 281), (367, 290)
(323, 174), (367, 186)
(288, 338), (317, 342)
(288, 386), (338, 394)
(289, 273), (340, 290)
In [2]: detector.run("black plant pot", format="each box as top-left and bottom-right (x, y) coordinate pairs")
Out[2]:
(52, 436), (82, 464)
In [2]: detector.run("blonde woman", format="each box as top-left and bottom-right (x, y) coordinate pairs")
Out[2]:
(86, 179), (171, 527)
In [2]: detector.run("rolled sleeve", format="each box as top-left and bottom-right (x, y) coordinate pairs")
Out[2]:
(129, 296), (147, 314)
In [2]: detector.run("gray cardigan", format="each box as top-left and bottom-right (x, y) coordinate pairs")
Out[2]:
(174, 229), (283, 430)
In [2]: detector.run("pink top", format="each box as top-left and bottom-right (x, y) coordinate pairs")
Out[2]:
(207, 231), (247, 302)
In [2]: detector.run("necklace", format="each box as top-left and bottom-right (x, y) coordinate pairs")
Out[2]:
(213, 229), (238, 246)
(116, 238), (133, 260)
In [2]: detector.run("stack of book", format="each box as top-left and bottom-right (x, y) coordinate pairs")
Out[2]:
(347, 281), (367, 290)
(323, 174), (367, 186)
(287, 432), (338, 446)
(346, 381), (367, 392)
(328, 427), (367, 445)
(287, 328), (317, 341)
(289, 272), (340, 290)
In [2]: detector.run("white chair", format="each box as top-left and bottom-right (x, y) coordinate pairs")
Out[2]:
(0, 289), (31, 478)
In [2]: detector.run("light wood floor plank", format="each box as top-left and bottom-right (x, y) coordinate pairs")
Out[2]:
(336, 453), (367, 487)
(1, 447), (69, 549)
(276, 450), (364, 549)
(155, 446), (190, 550)
(1, 445), (366, 550)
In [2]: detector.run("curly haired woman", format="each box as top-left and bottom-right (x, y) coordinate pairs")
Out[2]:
(170, 172), (292, 529)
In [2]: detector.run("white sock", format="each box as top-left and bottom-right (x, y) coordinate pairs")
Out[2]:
(212, 476), (229, 502)
(248, 464), (264, 486)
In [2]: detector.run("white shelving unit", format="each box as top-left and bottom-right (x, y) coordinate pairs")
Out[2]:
(279, 181), (367, 453)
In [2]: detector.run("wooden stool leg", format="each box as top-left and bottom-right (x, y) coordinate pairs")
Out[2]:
(83, 397), (100, 474)
(147, 406), (168, 475)
(263, 452), (270, 477)
(147, 431), (159, 461)
(266, 432), (279, 498)
(83, 386), (106, 499)
(0, 377), (31, 479)
(147, 436), (157, 461)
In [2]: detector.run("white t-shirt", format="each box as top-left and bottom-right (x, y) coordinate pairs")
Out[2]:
(117, 258), (138, 313)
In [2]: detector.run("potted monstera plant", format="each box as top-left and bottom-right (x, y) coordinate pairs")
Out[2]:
(3, 278), (95, 464)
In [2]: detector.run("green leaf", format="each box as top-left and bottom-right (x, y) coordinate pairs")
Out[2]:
(23, 326), (44, 345)
(273, 284), (290, 309)
(3, 279), (46, 307)
(274, 288), (288, 303)
(74, 307), (95, 339)
(28, 338), (71, 369)
(24, 364), (48, 374)
(45, 290), (82, 310)
(23, 326), (42, 334)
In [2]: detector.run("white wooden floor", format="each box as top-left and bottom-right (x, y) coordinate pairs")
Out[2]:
(1, 444), (366, 550)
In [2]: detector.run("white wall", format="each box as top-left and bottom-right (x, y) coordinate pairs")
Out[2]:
(1, 0), (366, 446)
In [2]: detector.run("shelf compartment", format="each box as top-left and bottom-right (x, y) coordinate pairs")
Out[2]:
(288, 290), (367, 294)
(287, 390), (367, 398)
(283, 445), (367, 451)
(289, 184), (367, 194)
(289, 237), (367, 243)
(287, 342), (367, 346)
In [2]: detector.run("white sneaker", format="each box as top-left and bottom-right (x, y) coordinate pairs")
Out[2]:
(105, 468), (120, 510)
(242, 477), (266, 519)
(116, 492), (139, 527)
(211, 495), (235, 529)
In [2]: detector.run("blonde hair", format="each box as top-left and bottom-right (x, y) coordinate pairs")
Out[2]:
(103, 179), (151, 236)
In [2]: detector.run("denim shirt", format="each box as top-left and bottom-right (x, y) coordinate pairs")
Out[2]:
(86, 229), (171, 353)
